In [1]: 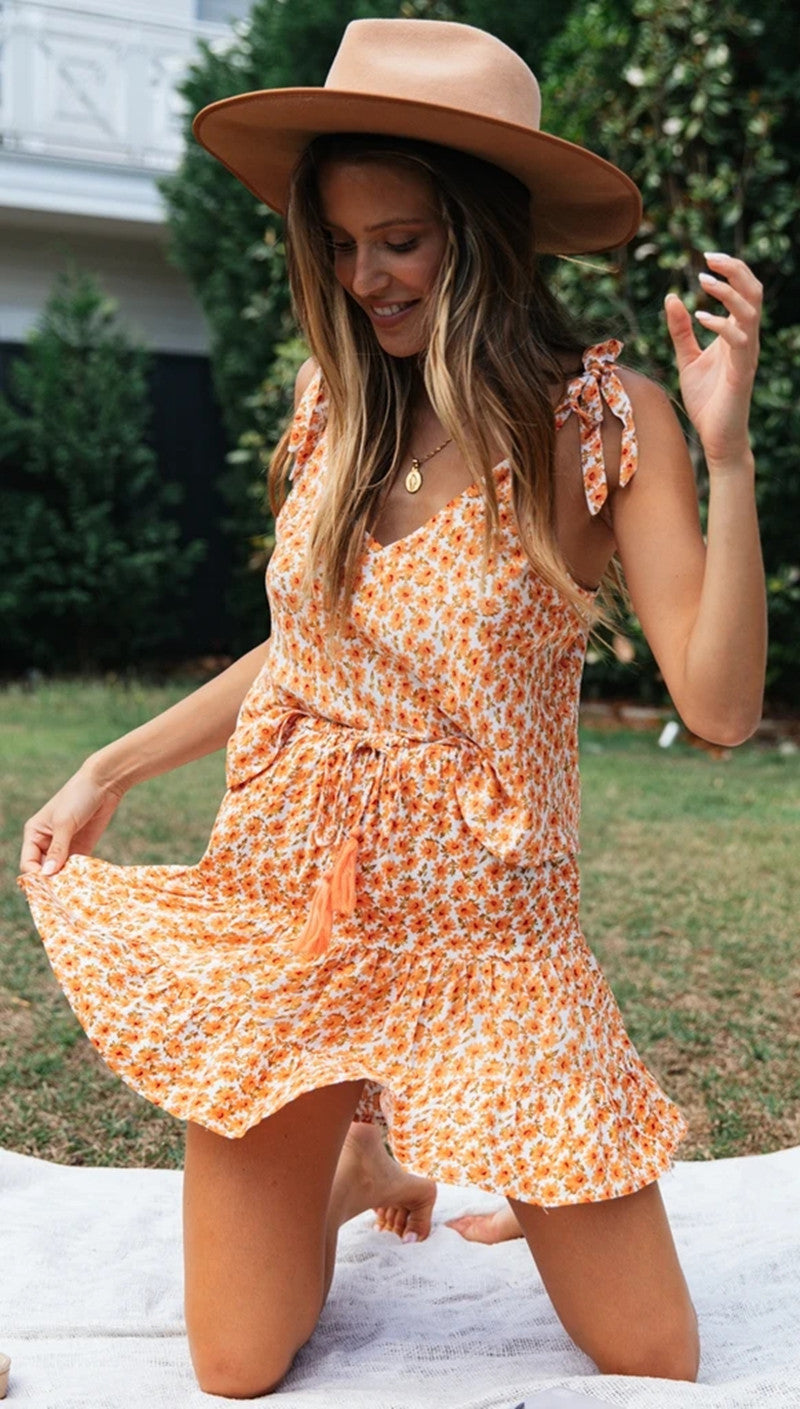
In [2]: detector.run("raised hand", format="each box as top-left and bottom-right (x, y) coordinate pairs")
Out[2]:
(664, 252), (762, 469)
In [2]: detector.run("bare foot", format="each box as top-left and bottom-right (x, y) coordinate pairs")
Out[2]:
(336, 1122), (437, 1242)
(445, 1205), (523, 1244)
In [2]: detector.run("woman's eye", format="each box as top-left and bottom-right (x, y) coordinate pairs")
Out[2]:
(326, 238), (418, 254)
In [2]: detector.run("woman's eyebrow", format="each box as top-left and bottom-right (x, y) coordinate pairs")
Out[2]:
(321, 217), (430, 233)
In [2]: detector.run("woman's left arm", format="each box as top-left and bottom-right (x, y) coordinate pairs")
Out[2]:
(610, 253), (766, 746)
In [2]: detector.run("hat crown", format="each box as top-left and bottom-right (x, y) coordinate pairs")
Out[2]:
(326, 19), (542, 133)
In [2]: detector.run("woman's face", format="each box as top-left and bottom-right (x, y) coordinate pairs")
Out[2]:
(317, 158), (448, 358)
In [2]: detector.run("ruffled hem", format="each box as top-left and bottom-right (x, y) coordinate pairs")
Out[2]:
(19, 865), (687, 1208)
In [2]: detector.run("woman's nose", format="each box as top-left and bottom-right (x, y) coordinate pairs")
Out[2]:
(350, 246), (390, 299)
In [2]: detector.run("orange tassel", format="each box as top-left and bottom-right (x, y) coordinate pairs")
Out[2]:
(330, 831), (359, 915)
(295, 874), (333, 959)
(294, 832), (360, 960)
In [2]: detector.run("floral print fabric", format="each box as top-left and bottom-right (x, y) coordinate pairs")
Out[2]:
(555, 338), (638, 515)
(19, 340), (687, 1207)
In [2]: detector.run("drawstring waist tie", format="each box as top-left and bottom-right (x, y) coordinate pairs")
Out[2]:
(230, 701), (537, 960)
(294, 726), (392, 961)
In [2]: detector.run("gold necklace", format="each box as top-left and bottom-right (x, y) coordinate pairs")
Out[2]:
(404, 436), (453, 494)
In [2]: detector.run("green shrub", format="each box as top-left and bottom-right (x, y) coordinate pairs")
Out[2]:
(0, 270), (204, 673)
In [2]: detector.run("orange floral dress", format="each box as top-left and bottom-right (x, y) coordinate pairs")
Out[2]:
(19, 341), (687, 1207)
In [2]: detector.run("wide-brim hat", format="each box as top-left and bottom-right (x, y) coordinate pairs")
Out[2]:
(192, 18), (641, 256)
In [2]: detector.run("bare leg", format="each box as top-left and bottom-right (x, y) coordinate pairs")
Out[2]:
(183, 1080), (368, 1399)
(510, 1180), (700, 1380)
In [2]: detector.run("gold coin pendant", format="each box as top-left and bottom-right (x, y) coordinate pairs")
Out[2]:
(405, 464), (423, 494)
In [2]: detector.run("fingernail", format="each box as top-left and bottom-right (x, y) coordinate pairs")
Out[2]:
(697, 271), (716, 283)
(41, 859), (58, 876)
(703, 250), (729, 260)
(402, 1231), (419, 1244)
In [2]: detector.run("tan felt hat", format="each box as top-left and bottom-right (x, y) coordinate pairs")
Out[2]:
(192, 18), (641, 255)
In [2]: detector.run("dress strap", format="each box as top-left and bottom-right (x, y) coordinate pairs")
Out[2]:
(554, 339), (638, 516)
(288, 367), (329, 482)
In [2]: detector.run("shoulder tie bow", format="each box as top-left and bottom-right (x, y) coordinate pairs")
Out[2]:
(555, 339), (638, 516)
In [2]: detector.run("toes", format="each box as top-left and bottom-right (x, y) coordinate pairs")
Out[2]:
(373, 1204), (407, 1236)
(387, 1206), (408, 1238)
(402, 1205), (432, 1243)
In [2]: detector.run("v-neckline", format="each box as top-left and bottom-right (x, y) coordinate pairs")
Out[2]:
(365, 460), (510, 553)
(361, 378), (582, 554)
(363, 455), (599, 601)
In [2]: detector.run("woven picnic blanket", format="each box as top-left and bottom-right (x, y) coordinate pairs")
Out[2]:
(2, 1142), (799, 1407)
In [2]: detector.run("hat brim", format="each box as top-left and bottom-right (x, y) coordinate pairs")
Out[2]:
(193, 89), (641, 256)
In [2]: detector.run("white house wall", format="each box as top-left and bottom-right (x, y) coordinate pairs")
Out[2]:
(0, 0), (246, 354)
(0, 219), (210, 355)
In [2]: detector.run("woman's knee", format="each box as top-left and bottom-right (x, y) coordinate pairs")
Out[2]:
(596, 1300), (700, 1382)
(190, 1336), (301, 1399)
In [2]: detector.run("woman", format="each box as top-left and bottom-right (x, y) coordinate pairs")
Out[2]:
(19, 18), (765, 1397)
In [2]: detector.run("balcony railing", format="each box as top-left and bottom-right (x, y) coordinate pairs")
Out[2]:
(0, 0), (235, 173)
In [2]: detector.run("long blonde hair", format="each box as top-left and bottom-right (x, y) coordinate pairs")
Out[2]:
(268, 133), (597, 635)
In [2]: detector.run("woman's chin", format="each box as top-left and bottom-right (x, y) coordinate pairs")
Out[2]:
(373, 330), (427, 359)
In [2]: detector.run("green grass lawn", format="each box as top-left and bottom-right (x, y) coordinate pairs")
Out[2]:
(1, 680), (798, 1169)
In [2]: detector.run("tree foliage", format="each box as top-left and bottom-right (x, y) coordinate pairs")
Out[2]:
(540, 0), (800, 704)
(0, 271), (204, 673)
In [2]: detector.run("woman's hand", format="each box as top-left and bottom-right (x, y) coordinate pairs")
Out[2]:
(20, 768), (126, 878)
(664, 252), (762, 469)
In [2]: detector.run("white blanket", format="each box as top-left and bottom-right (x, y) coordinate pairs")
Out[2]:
(3, 1143), (799, 1407)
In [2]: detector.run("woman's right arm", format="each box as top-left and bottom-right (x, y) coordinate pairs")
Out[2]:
(20, 639), (270, 877)
(22, 358), (317, 878)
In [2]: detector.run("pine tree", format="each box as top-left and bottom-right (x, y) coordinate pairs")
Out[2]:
(0, 270), (204, 672)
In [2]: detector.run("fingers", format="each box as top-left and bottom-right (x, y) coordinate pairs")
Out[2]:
(39, 836), (70, 876)
(702, 250), (763, 306)
(19, 822), (51, 876)
(18, 772), (119, 879)
(694, 251), (762, 359)
(20, 819), (67, 877)
(664, 292), (702, 371)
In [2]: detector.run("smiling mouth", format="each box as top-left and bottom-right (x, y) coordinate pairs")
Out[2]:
(368, 301), (419, 321)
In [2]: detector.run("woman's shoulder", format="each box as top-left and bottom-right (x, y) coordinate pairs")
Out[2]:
(293, 355), (321, 407)
(615, 363), (675, 424)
